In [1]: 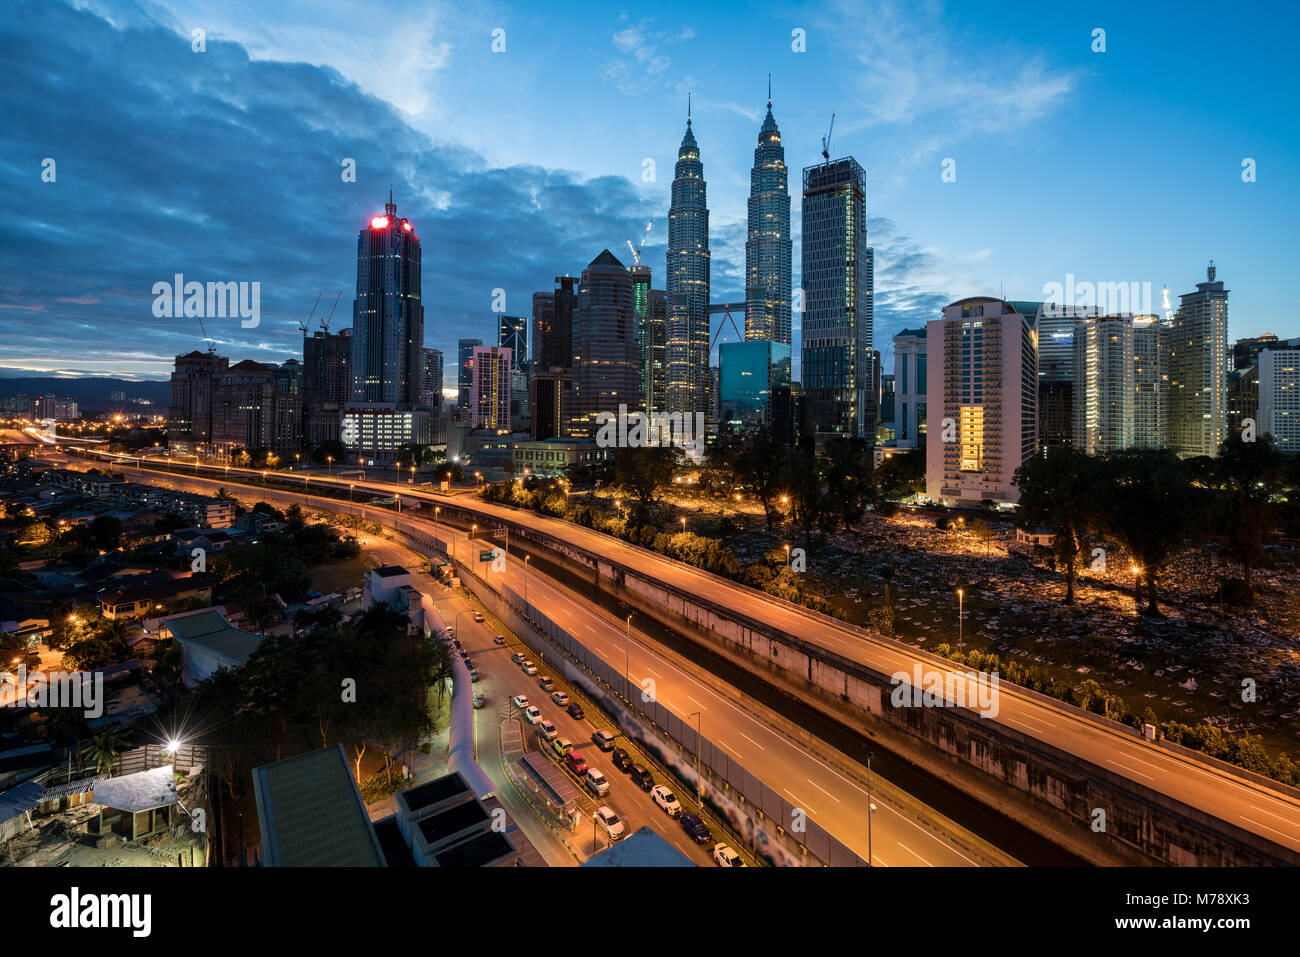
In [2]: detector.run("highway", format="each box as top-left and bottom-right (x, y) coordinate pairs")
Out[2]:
(54, 449), (1300, 862)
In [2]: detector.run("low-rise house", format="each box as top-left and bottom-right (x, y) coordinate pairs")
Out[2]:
(98, 572), (212, 620)
(161, 609), (261, 688)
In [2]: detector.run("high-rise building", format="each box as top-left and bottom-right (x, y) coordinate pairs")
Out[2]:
(570, 250), (641, 440)
(498, 315), (527, 371)
(719, 340), (791, 438)
(629, 263), (652, 406)
(1259, 343), (1300, 454)
(666, 108), (710, 428)
(745, 86), (791, 345)
(168, 350), (229, 453)
(303, 327), (351, 448)
(646, 289), (668, 413)
(1072, 315), (1134, 454)
(530, 369), (573, 441)
(213, 359), (302, 458)
(420, 348), (444, 408)
(471, 345), (512, 432)
(925, 298), (1039, 506)
(1035, 304), (1099, 448)
(1132, 316), (1166, 448)
(892, 328), (927, 449)
(457, 338), (482, 413)
(1166, 264), (1229, 457)
(801, 157), (873, 442)
(350, 196), (423, 405)
(531, 292), (553, 368)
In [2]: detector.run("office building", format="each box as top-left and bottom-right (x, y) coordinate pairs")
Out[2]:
(801, 157), (874, 442)
(745, 87), (792, 345)
(1132, 316), (1167, 448)
(420, 347), (444, 408)
(645, 290), (668, 413)
(457, 338), (482, 413)
(892, 328), (927, 449)
(530, 369), (573, 441)
(530, 292), (553, 368)
(718, 340), (791, 438)
(629, 263), (652, 406)
(1072, 315), (1134, 454)
(925, 298), (1039, 506)
(570, 249), (641, 441)
(350, 196), (423, 405)
(498, 315), (527, 371)
(168, 350), (229, 453)
(666, 108), (711, 427)
(1259, 344), (1300, 453)
(471, 345), (512, 432)
(212, 359), (302, 458)
(1166, 264), (1229, 457)
(303, 327), (351, 448)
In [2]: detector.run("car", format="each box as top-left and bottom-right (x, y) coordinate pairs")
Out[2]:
(713, 844), (745, 867)
(493, 635), (506, 645)
(551, 691), (570, 707)
(473, 612), (484, 623)
(651, 785), (681, 817)
(512, 694), (529, 710)
(591, 730), (616, 751)
(628, 764), (654, 791)
(445, 626), (455, 636)
(510, 652), (526, 665)
(524, 705), (542, 724)
(610, 748), (633, 773)
(567, 702), (586, 720)
(584, 768), (610, 797)
(552, 737), (573, 757)
(463, 658), (474, 669)
(522, 661), (538, 676)
(538, 720), (558, 741)
(469, 670), (481, 683)
(679, 812), (711, 845)
(595, 806), (625, 842)
(458, 649), (469, 659)
(472, 693), (485, 710)
(538, 676), (555, 691)
(564, 750), (588, 776)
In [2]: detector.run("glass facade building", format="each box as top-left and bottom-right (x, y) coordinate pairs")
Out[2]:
(350, 197), (423, 405)
(666, 112), (710, 424)
(745, 94), (792, 345)
(719, 340), (791, 438)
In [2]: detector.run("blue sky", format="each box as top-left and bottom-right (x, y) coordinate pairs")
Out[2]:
(1, 0), (1295, 381)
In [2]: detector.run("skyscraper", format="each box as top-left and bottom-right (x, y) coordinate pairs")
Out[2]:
(1166, 263), (1229, 457)
(350, 196), (423, 405)
(168, 350), (228, 454)
(458, 338), (482, 412)
(925, 298), (1039, 506)
(570, 249), (641, 440)
(1132, 316), (1166, 448)
(471, 345), (512, 431)
(666, 107), (710, 428)
(629, 263), (652, 406)
(531, 291), (553, 367)
(535, 276), (577, 371)
(213, 359), (302, 458)
(1072, 315), (1134, 454)
(745, 84), (791, 345)
(1259, 343), (1300, 454)
(420, 347), (444, 408)
(646, 289), (668, 413)
(498, 315), (527, 371)
(892, 328), (927, 449)
(801, 157), (873, 441)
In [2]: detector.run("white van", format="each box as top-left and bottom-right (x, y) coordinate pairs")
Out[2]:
(584, 768), (610, 797)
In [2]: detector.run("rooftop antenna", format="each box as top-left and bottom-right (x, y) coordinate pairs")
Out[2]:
(821, 112), (836, 163)
(321, 291), (343, 333)
(687, 91), (692, 126)
(626, 221), (653, 267)
(299, 292), (323, 335)
(767, 73), (772, 108)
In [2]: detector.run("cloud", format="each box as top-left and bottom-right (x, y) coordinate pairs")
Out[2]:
(602, 18), (695, 95)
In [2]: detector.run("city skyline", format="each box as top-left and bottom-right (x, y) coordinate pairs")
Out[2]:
(1, 0), (1296, 386)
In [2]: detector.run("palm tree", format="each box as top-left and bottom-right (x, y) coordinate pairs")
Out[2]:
(83, 725), (128, 775)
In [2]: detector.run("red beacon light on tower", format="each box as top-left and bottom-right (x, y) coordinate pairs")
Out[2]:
(369, 215), (389, 229)
(402, 220), (413, 232)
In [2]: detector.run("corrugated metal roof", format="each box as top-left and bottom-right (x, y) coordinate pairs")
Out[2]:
(0, 781), (45, 820)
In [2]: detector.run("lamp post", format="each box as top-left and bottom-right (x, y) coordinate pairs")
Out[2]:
(524, 554), (531, 606)
(867, 750), (875, 866)
(956, 588), (964, 644)
(1130, 565), (1142, 613)
(262, 470), (267, 487)
(625, 614), (633, 704)
(327, 455), (333, 477)
(680, 517), (686, 534)
(349, 483), (354, 502)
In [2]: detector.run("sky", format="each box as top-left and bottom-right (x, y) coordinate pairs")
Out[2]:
(0, 0), (1296, 382)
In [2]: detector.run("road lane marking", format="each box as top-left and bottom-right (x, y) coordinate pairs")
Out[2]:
(897, 842), (933, 866)
(805, 778), (842, 803)
(687, 695), (709, 710)
(783, 788), (817, 816)
(1106, 758), (1155, 782)
(1240, 816), (1297, 842)
(738, 732), (766, 751)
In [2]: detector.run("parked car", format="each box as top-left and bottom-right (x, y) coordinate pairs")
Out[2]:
(595, 806), (625, 842)
(651, 785), (681, 817)
(552, 737), (573, 757)
(510, 652), (526, 665)
(463, 658), (474, 670)
(584, 768), (610, 797)
(567, 702), (586, 720)
(469, 670), (481, 683)
(472, 693), (485, 710)
(610, 748), (633, 773)
(679, 813), (711, 845)
(564, 750), (588, 776)
(551, 691), (570, 707)
(473, 612), (484, 622)
(539, 676), (555, 691)
(458, 649), (468, 658)
(522, 661), (538, 676)
(512, 695), (529, 710)
(538, 720), (558, 742)
(628, 764), (654, 791)
(713, 844), (744, 867)
(524, 705), (542, 725)
(493, 635), (507, 645)
(591, 730), (617, 751)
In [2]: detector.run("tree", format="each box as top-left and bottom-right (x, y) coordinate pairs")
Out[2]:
(875, 450), (925, 501)
(613, 446), (680, 509)
(785, 447), (826, 548)
(310, 440), (347, 466)
(82, 725), (129, 775)
(87, 515), (123, 552)
(1096, 449), (1196, 615)
(1013, 446), (1103, 604)
(735, 433), (790, 529)
(1213, 432), (1284, 594)
(822, 437), (871, 529)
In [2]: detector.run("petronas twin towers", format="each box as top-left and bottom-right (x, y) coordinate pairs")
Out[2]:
(665, 88), (791, 421)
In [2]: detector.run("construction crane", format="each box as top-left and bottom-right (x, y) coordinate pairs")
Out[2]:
(821, 113), (836, 164)
(299, 292), (323, 335)
(625, 221), (652, 267)
(321, 291), (343, 333)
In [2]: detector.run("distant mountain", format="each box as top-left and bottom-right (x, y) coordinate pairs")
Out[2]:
(0, 376), (170, 411)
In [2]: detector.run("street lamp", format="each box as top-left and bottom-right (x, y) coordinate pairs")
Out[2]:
(262, 470), (267, 487)
(625, 614), (633, 704)
(956, 588), (964, 644)
(866, 750), (875, 866)
(680, 517), (686, 534)
(524, 554), (531, 606)
(1131, 565), (1142, 613)
(349, 483), (354, 502)
(327, 455), (333, 476)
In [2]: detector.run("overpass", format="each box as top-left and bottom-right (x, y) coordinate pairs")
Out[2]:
(57, 449), (1300, 865)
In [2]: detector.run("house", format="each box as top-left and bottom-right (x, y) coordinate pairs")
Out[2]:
(98, 572), (212, 620)
(161, 609), (261, 688)
(171, 527), (237, 557)
(1015, 527), (1057, 548)
(87, 765), (178, 843)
